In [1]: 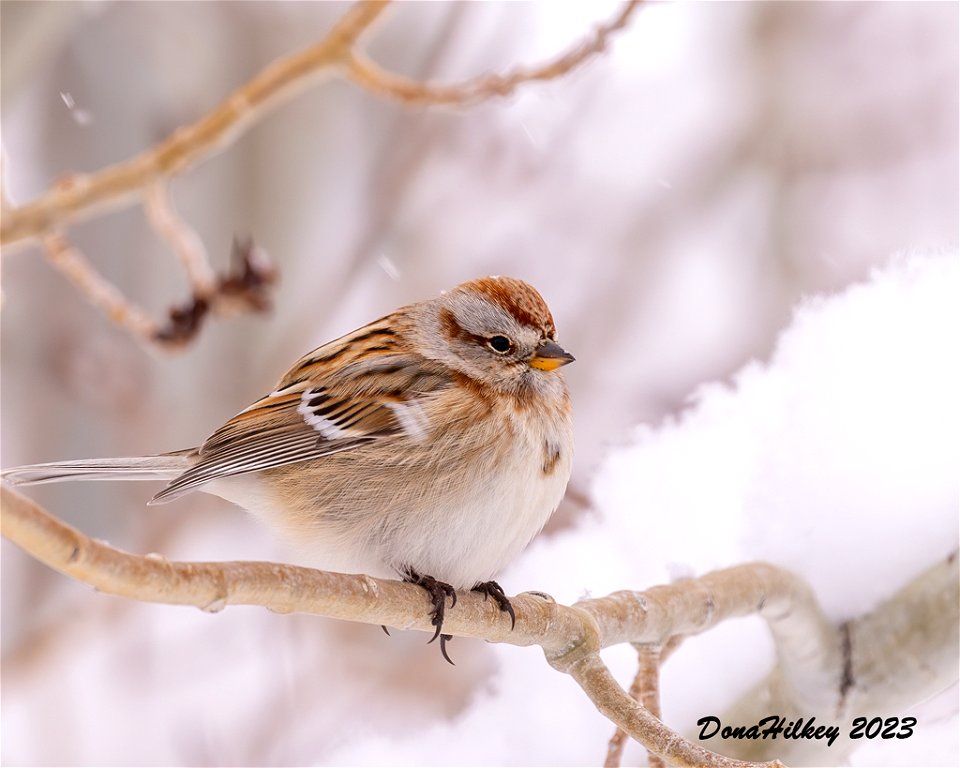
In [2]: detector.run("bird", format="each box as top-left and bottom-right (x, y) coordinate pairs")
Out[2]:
(3, 276), (575, 662)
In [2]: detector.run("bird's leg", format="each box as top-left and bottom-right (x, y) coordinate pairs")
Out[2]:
(471, 580), (516, 630)
(402, 568), (458, 664)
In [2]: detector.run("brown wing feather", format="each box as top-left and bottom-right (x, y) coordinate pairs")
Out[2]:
(151, 347), (451, 503)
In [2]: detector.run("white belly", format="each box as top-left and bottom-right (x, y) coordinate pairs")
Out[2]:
(375, 435), (573, 588)
(208, 412), (573, 590)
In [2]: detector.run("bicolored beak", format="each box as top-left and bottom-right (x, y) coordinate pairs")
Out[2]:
(528, 340), (575, 371)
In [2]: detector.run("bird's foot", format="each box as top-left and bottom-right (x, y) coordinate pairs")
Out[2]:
(471, 580), (516, 630)
(402, 568), (458, 665)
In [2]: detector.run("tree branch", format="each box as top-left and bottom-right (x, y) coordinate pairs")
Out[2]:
(605, 636), (703, 767)
(343, 0), (643, 108)
(0, 1), (389, 249)
(41, 232), (160, 341)
(4, 483), (952, 765)
(144, 182), (216, 296)
(40, 231), (276, 350)
(1, 0), (644, 353)
(3, 483), (828, 767)
(571, 655), (777, 768)
(718, 551), (959, 764)
(0, 1), (641, 250)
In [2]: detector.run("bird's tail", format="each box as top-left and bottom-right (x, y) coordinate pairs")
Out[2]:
(1, 452), (192, 487)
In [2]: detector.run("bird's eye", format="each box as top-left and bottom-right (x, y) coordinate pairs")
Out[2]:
(487, 335), (513, 354)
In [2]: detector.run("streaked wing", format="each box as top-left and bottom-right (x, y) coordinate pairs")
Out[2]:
(152, 343), (451, 502)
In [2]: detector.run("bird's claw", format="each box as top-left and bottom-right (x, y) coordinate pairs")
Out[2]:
(403, 568), (458, 663)
(472, 580), (516, 630)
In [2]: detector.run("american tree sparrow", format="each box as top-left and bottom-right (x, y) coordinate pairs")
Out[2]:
(4, 276), (575, 661)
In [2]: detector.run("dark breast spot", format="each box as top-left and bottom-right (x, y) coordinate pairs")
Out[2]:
(542, 441), (562, 475)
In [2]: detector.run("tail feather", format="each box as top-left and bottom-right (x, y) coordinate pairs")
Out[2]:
(1, 454), (192, 487)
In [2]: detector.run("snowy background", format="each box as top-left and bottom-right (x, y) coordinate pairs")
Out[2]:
(1, 2), (957, 766)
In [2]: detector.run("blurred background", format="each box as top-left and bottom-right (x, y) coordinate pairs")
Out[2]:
(2, 2), (957, 765)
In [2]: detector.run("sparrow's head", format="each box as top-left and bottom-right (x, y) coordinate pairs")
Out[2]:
(414, 276), (574, 393)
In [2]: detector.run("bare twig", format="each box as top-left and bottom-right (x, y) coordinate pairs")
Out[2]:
(572, 655), (777, 768)
(144, 182), (216, 296)
(343, 0), (643, 108)
(2, 1), (643, 352)
(0, 1), (641, 250)
(40, 232), (276, 350)
(42, 233), (159, 341)
(605, 642), (671, 768)
(0, 1), (389, 249)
